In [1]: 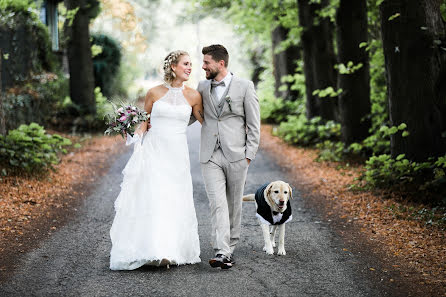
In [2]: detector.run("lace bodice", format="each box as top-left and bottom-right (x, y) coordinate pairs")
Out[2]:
(158, 84), (190, 105)
(149, 84), (192, 135)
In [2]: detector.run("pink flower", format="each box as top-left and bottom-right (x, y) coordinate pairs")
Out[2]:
(119, 115), (127, 122)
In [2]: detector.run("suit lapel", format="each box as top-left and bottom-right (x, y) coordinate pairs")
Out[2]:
(205, 80), (218, 117)
(227, 75), (237, 100)
(222, 75), (238, 114)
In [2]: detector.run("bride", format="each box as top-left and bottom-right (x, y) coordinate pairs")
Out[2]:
(109, 50), (204, 270)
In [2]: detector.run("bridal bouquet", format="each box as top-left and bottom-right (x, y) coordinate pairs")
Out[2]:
(104, 103), (149, 138)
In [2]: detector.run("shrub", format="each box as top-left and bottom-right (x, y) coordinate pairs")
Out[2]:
(55, 86), (113, 132)
(315, 141), (347, 162)
(0, 123), (72, 174)
(0, 0), (35, 11)
(1, 0), (66, 130)
(276, 115), (341, 146)
(348, 123), (409, 156)
(95, 87), (113, 120)
(387, 203), (446, 227)
(0, 0), (57, 85)
(3, 73), (69, 131)
(260, 96), (302, 124)
(91, 34), (122, 98)
(368, 40), (388, 136)
(355, 153), (446, 193)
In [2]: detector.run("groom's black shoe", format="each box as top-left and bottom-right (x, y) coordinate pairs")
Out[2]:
(209, 254), (233, 269)
(229, 254), (235, 265)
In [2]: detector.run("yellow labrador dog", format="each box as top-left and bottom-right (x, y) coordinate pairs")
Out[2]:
(243, 181), (293, 255)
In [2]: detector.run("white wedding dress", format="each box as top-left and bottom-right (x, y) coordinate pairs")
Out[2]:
(109, 84), (201, 270)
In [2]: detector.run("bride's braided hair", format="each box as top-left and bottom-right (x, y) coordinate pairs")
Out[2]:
(163, 50), (189, 83)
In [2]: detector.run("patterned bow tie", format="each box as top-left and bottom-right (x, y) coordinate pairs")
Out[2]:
(211, 80), (225, 88)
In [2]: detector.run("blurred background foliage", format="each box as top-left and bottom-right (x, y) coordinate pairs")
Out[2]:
(0, 0), (445, 205)
(192, 0), (446, 201)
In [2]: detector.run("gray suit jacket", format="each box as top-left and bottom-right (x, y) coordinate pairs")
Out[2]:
(197, 75), (260, 163)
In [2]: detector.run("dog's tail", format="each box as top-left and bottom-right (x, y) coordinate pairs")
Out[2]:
(242, 194), (255, 202)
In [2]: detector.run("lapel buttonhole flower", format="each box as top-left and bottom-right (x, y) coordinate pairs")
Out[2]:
(225, 96), (232, 112)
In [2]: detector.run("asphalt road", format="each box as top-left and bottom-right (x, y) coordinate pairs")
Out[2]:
(0, 123), (404, 297)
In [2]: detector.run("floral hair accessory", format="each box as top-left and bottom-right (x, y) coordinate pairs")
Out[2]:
(162, 50), (188, 83)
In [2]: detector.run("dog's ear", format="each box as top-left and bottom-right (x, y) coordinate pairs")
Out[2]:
(287, 184), (293, 199)
(266, 182), (273, 198)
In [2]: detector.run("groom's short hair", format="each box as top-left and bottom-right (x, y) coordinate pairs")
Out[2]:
(202, 44), (229, 67)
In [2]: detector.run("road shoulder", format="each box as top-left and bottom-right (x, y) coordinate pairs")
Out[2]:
(0, 135), (126, 281)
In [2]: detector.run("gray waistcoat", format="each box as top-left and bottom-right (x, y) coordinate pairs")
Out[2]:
(211, 82), (232, 150)
(210, 81), (232, 117)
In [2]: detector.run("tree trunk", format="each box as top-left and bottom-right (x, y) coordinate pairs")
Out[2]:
(250, 46), (265, 88)
(0, 48), (5, 135)
(336, 0), (371, 144)
(380, 0), (446, 161)
(297, 0), (338, 121)
(271, 24), (301, 101)
(64, 0), (96, 115)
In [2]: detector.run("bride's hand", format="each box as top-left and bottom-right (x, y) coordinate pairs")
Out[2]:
(134, 128), (143, 137)
(135, 121), (149, 136)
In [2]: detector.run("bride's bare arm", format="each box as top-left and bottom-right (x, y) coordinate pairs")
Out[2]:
(189, 90), (204, 124)
(136, 89), (155, 135)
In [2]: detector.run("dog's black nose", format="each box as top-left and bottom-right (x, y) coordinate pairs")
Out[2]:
(279, 200), (285, 206)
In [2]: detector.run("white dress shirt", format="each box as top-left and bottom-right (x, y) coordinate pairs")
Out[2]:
(212, 72), (233, 100)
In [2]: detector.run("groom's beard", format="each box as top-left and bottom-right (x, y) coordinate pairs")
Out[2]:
(206, 69), (219, 80)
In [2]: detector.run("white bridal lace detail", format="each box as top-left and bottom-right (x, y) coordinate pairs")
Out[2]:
(110, 84), (201, 270)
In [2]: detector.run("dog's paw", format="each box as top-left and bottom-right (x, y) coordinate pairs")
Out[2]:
(263, 246), (274, 255)
(277, 248), (286, 256)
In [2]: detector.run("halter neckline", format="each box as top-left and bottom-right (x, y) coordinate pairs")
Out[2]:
(166, 83), (185, 90)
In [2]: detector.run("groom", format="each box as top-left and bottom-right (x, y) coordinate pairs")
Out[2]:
(197, 44), (260, 269)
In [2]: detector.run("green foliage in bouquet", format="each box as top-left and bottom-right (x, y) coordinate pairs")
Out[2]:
(104, 103), (149, 138)
(0, 123), (72, 174)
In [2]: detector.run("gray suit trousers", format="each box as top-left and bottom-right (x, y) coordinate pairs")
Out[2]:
(201, 148), (249, 257)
